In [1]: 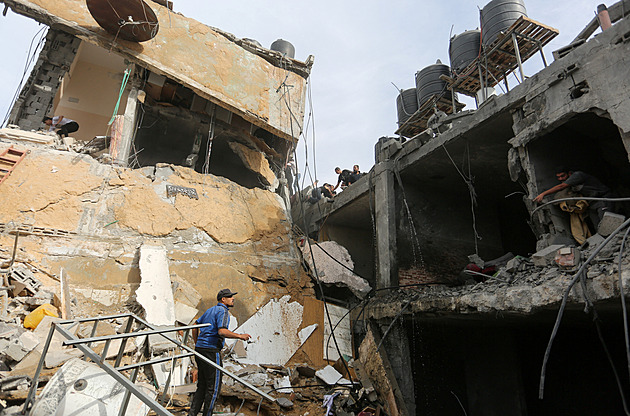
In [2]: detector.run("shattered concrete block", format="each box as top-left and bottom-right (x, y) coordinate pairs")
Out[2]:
(505, 257), (523, 273)
(77, 321), (116, 339)
(137, 244), (176, 326)
(44, 349), (83, 369)
(241, 372), (267, 387)
(0, 375), (31, 392)
(315, 365), (343, 385)
(273, 376), (293, 393)
(276, 397), (294, 408)
(90, 289), (118, 307)
(17, 332), (39, 354)
(586, 233), (605, 249)
(174, 301), (198, 325)
(300, 241), (372, 298)
(172, 275), (202, 309)
(532, 244), (565, 267)
(0, 323), (19, 339)
(598, 212), (626, 237)
(4, 340), (27, 362)
(296, 365), (316, 378)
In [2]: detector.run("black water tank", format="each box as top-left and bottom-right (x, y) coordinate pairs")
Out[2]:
(270, 39), (295, 59)
(449, 30), (481, 75)
(415, 60), (453, 106)
(480, 0), (527, 46)
(396, 89), (418, 126)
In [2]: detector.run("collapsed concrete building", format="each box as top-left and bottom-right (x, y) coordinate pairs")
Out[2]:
(0, 0), (376, 415)
(294, 2), (630, 415)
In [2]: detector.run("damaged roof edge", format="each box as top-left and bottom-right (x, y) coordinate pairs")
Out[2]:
(1, 0), (310, 142)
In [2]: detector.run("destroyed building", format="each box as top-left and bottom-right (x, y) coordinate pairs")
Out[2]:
(294, 1), (630, 415)
(0, 0), (379, 415)
(3, 0), (630, 415)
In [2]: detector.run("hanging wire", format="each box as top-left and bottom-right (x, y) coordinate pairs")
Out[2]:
(2, 26), (48, 127)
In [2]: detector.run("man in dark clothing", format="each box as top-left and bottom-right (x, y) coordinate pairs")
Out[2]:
(534, 166), (613, 226)
(307, 183), (334, 204)
(334, 167), (358, 190)
(188, 289), (251, 416)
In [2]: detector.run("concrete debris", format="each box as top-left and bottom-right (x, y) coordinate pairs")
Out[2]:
(174, 301), (198, 325)
(73, 288), (119, 307)
(136, 244), (176, 326)
(300, 240), (372, 298)
(315, 365), (344, 385)
(597, 212), (626, 236)
(585, 233), (605, 249)
(30, 358), (155, 416)
(171, 275), (202, 309)
(298, 323), (318, 344)
(531, 244), (566, 267)
(273, 375), (293, 393)
(235, 296), (305, 366)
(555, 247), (580, 268)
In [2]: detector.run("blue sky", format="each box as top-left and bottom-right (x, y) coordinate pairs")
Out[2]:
(0, 0), (600, 187)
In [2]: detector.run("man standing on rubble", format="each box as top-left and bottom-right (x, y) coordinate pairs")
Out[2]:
(188, 289), (251, 416)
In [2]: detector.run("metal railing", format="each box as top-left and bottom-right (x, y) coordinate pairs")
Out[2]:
(22, 313), (276, 415)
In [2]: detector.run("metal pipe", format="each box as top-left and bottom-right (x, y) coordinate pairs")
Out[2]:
(117, 353), (194, 372)
(117, 367), (139, 416)
(114, 316), (135, 367)
(57, 313), (133, 325)
(512, 32), (525, 82)
(22, 322), (57, 414)
(54, 324), (173, 416)
(133, 315), (276, 403)
(63, 323), (211, 346)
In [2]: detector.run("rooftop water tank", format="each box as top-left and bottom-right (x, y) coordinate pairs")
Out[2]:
(415, 60), (454, 107)
(480, 0), (527, 46)
(449, 30), (481, 75)
(396, 89), (418, 126)
(270, 39), (295, 59)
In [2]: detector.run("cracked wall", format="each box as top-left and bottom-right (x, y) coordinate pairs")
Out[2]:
(0, 144), (312, 321)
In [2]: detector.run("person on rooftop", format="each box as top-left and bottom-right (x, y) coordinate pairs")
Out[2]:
(333, 167), (358, 190)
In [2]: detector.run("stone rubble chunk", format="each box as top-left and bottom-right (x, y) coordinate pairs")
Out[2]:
(586, 233), (605, 249)
(276, 397), (294, 408)
(532, 244), (565, 267)
(598, 212), (626, 237)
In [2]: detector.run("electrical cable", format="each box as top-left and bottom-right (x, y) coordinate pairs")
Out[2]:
(375, 296), (416, 352)
(278, 69), (356, 387)
(539, 217), (630, 399)
(531, 196), (630, 215)
(2, 26), (48, 127)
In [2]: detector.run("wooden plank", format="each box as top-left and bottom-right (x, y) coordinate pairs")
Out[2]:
(290, 297), (325, 368)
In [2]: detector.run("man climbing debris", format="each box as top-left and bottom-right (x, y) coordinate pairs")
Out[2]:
(43, 115), (79, 138)
(188, 289), (251, 416)
(533, 166), (614, 227)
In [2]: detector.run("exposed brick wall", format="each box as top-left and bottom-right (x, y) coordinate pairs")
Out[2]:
(398, 267), (441, 287)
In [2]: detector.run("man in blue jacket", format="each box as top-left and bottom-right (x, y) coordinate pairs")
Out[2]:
(188, 289), (251, 416)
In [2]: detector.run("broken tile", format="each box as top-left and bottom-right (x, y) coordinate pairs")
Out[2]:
(44, 349), (83, 369)
(316, 365), (343, 385)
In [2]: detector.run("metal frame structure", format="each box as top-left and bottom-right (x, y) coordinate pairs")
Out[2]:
(22, 313), (276, 416)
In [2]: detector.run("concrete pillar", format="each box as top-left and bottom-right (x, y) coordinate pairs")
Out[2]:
(114, 87), (140, 167)
(374, 162), (398, 289)
(378, 320), (416, 415)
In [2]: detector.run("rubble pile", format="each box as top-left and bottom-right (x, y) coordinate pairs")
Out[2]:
(372, 230), (630, 316)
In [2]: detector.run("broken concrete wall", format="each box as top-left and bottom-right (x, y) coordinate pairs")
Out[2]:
(3, 0), (309, 142)
(8, 29), (81, 131)
(0, 143), (312, 320)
